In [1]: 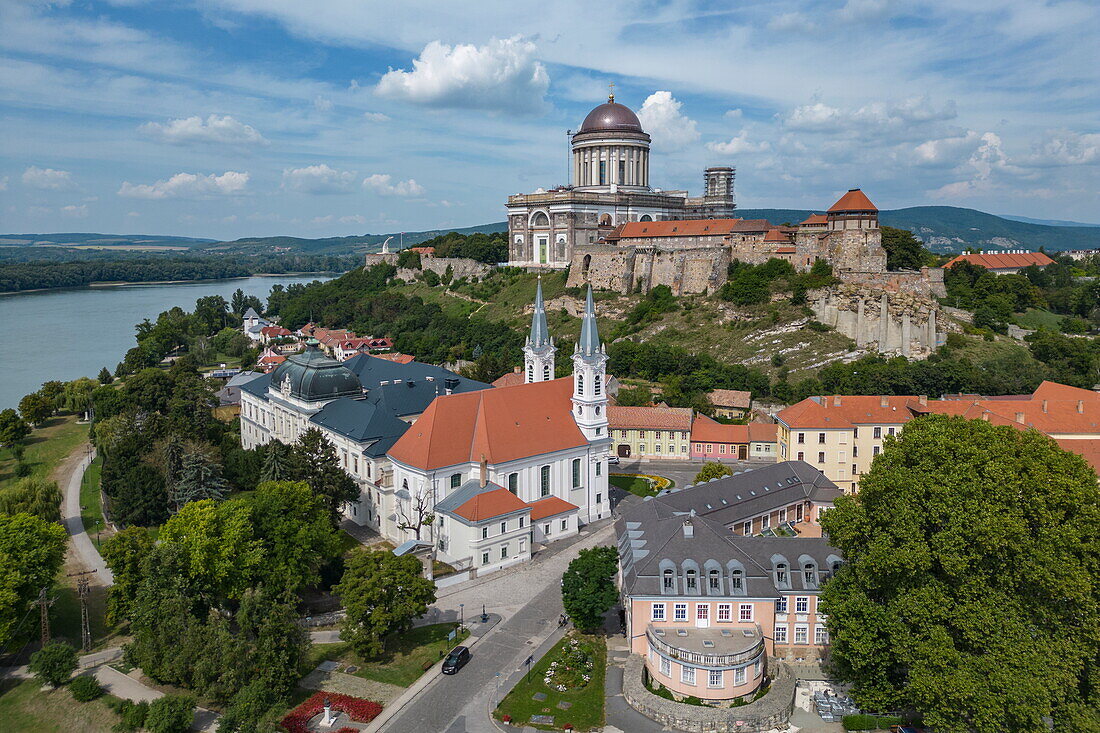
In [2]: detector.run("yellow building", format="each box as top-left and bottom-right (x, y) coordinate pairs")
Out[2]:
(608, 405), (693, 460)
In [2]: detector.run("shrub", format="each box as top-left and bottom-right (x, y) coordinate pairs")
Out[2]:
(29, 641), (78, 687)
(842, 714), (880, 730)
(69, 675), (104, 702)
(108, 699), (149, 732)
(804, 320), (832, 332)
(281, 692), (383, 733)
(145, 694), (195, 733)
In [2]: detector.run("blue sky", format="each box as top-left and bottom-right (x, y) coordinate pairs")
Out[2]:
(1, 0), (1098, 239)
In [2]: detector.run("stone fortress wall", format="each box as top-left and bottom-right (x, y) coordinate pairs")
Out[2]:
(566, 244), (730, 295)
(364, 252), (492, 282)
(810, 283), (958, 358)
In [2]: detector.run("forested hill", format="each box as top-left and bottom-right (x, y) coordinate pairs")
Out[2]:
(736, 206), (1100, 253)
(197, 222), (508, 255)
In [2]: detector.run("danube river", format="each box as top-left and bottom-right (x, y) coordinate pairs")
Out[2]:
(0, 275), (332, 410)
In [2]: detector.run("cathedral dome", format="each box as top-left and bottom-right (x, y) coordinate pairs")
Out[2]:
(579, 99), (644, 134)
(269, 344), (363, 402)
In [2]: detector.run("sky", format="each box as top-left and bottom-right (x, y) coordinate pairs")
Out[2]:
(1, 0), (1098, 240)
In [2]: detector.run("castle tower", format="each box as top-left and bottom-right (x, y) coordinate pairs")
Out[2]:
(826, 188), (878, 231)
(572, 286), (609, 442)
(524, 277), (555, 383)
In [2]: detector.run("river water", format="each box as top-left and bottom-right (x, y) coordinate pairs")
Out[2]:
(0, 275), (332, 410)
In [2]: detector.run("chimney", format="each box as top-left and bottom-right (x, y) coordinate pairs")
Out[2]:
(1042, 400), (1048, 413)
(919, 395), (928, 406)
(832, 395), (841, 407)
(1077, 400), (1084, 414)
(682, 520), (694, 539)
(982, 412), (990, 422)
(880, 396), (889, 408)
(479, 454), (488, 488)
(1015, 412), (1025, 423)
(444, 378), (460, 395)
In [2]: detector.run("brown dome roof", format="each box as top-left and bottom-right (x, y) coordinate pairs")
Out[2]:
(579, 100), (643, 133)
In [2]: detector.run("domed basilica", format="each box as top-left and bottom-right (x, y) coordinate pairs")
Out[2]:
(506, 92), (735, 268)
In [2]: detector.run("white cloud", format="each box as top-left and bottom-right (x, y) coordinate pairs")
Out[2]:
(138, 114), (267, 146)
(913, 131), (984, 167)
(281, 164), (358, 194)
(928, 132), (1017, 199)
(637, 91), (699, 151)
(61, 204), (88, 218)
(707, 131), (771, 155)
(724, 108), (743, 120)
(362, 112), (390, 123)
(340, 214), (367, 225)
(784, 103), (844, 132)
(363, 174), (425, 196)
(1023, 131), (1100, 167)
(375, 36), (549, 111)
(313, 96), (334, 112)
(784, 96), (957, 139)
(118, 171), (249, 199)
(22, 166), (73, 190)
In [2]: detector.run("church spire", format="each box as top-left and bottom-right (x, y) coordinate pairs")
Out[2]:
(523, 276), (555, 383)
(529, 276), (550, 349)
(576, 286), (602, 357)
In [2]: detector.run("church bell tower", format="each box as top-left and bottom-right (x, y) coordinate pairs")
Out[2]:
(571, 286), (609, 441)
(524, 277), (555, 383)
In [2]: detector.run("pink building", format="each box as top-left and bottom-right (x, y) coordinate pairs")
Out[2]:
(616, 460), (841, 702)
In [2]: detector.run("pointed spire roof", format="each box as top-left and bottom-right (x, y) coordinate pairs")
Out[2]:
(529, 276), (550, 348)
(577, 286), (602, 356)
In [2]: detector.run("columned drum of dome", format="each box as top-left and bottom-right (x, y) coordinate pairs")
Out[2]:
(571, 94), (652, 192)
(268, 344), (363, 403)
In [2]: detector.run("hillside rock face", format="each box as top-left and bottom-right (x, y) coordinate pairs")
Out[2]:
(811, 283), (959, 359)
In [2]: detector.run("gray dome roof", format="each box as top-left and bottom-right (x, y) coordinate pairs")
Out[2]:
(269, 345), (363, 402)
(579, 101), (643, 134)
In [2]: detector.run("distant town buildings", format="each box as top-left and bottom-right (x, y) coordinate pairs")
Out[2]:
(943, 250), (1055, 274)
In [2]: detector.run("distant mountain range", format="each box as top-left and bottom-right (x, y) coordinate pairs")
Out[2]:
(5, 206), (1099, 256)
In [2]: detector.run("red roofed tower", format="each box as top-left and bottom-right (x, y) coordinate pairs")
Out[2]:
(826, 188), (878, 232)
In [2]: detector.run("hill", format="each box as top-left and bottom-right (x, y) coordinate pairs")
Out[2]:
(736, 206), (1100, 253)
(0, 232), (216, 250)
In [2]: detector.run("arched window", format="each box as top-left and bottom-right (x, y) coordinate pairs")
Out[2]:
(708, 568), (721, 591)
(599, 213), (612, 226)
(640, 214), (653, 222)
(582, 254), (592, 278)
(730, 569), (743, 591)
(663, 568), (675, 591)
(776, 563), (788, 586)
(577, 374), (584, 394)
(531, 211), (549, 227)
(804, 563), (818, 586)
(402, 479), (408, 490)
(685, 569), (698, 591)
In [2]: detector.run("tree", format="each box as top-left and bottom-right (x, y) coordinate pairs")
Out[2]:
(18, 391), (53, 427)
(880, 226), (930, 271)
(694, 461), (733, 483)
(0, 408), (30, 447)
(246, 481), (341, 592)
(29, 641), (78, 687)
(290, 429), (359, 525)
(98, 367), (114, 385)
(821, 416), (1100, 733)
(0, 512), (67, 647)
(218, 679), (285, 733)
(395, 485), (435, 540)
(231, 288), (246, 315)
(561, 546), (619, 632)
(396, 249), (421, 269)
(124, 368), (174, 413)
(145, 694), (196, 733)
(335, 549), (436, 658)
(60, 377), (98, 419)
(0, 476), (63, 522)
(169, 450), (228, 512)
(100, 527), (155, 624)
(258, 441), (289, 484)
(158, 500), (264, 602)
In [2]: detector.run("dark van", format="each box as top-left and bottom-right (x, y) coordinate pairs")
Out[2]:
(442, 645), (471, 674)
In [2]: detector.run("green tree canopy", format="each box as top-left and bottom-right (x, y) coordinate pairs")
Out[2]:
(245, 481), (341, 592)
(561, 546), (619, 632)
(169, 449), (228, 512)
(0, 512), (67, 647)
(145, 694), (196, 733)
(289, 429), (360, 525)
(820, 416), (1100, 732)
(100, 526), (156, 624)
(694, 461), (734, 483)
(0, 476), (63, 522)
(335, 549), (437, 658)
(880, 226), (932, 271)
(158, 500), (264, 602)
(18, 391), (53, 427)
(0, 408), (30, 447)
(29, 641), (78, 687)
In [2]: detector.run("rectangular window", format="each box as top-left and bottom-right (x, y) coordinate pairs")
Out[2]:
(596, 493), (602, 504)
(450, 473), (461, 488)
(873, 446), (881, 456)
(742, 521), (751, 535)
(543, 523), (550, 535)
(674, 603), (688, 621)
(797, 451), (804, 462)
(815, 626), (830, 645)
(572, 458), (581, 487)
(705, 444), (712, 453)
(519, 517), (525, 528)
(818, 432), (826, 444)
(660, 656), (670, 677)
(681, 445), (687, 453)
(560, 519), (568, 531)
(640, 444), (647, 453)
(852, 445), (858, 457)
(508, 472), (518, 494)
(481, 552), (489, 565)
(655, 431), (663, 440)
(796, 596), (809, 613)
(717, 603), (732, 622)
(719, 444), (725, 454)
(734, 667), (746, 685)
(681, 666), (696, 685)
(778, 508), (787, 523)
(776, 597), (788, 614)
(888, 427), (896, 436)
(540, 465), (551, 497)
(817, 451), (825, 463)
(652, 603), (666, 621)
(739, 603), (753, 622)
(774, 624), (788, 643)
(500, 545), (509, 560)
(795, 625), (809, 644)
(708, 669), (722, 688)
(873, 426), (882, 439)
(655, 444), (661, 453)
(500, 521), (507, 534)
(838, 451), (846, 463)
(761, 514), (770, 529)
(482, 527), (488, 539)
(596, 461), (602, 476)
(797, 432), (805, 444)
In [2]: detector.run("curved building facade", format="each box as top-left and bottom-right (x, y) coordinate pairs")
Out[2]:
(506, 93), (735, 268)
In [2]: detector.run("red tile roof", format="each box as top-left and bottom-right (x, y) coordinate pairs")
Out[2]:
(260, 326), (292, 337)
(691, 414), (777, 443)
(943, 252), (1054, 270)
(828, 188), (877, 213)
(528, 496), (579, 521)
(388, 377), (586, 470)
(777, 395), (918, 429)
(372, 352), (415, 364)
(1054, 438), (1100, 473)
(608, 405), (693, 430)
(800, 214), (828, 226)
(763, 228), (789, 243)
(492, 371), (525, 388)
(707, 389), (751, 409)
(451, 487), (530, 522)
(611, 219), (746, 240)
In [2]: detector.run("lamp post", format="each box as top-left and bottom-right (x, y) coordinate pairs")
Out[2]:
(459, 603), (464, 630)
(481, 604), (488, 623)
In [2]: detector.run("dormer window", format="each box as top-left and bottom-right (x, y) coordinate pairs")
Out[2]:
(776, 563), (789, 587)
(804, 563), (818, 586)
(685, 569), (698, 591)
(708, 569), (720, 591)
(663, 568), (674, 591)
(730, 570), (743, 591)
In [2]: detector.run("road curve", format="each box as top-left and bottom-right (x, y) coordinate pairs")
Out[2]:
(60, 444), (114, 585)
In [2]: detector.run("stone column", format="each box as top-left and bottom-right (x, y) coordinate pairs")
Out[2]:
(878, 293), (889, 351)
(928, 308), (938, 349)
(855, 298), (866, 348)
(901, 312), (911, 358)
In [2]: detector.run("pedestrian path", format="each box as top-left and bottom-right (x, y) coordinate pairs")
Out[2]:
(60, 444), (113, 584)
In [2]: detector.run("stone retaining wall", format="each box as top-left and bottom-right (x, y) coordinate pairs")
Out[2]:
(621, 654), (795, 732)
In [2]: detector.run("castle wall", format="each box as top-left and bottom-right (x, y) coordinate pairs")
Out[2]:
(811, 284), (953, 359)
(366, 253), (490, 282)
(568, 244), (728, 295)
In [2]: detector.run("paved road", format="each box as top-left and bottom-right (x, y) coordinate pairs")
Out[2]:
(60, 444), (113, 585)
(612, 457), (773, 489)
(378, 523), (617, 733)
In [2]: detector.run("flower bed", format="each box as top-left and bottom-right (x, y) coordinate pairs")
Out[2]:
(543, 637), (595, 692)
(281, 692), (382, 733)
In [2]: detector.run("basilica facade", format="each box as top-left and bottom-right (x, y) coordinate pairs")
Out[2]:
(506, 93), (735, 269)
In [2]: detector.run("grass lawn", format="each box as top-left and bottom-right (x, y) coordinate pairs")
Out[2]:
(609, 473), (672, 498)
(307, 622), (470, 688)
(1014, 307), (1063, 330)
(79, 457), (104, 535)
(494, 632), (607, 731)
(51, 561), (125, 653)
(0, 413), (89, 490)
(0, 678), (122, 733)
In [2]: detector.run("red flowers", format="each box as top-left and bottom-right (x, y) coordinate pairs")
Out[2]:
(281, 692), (383, 732)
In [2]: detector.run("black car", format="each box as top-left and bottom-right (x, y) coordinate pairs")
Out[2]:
(442, 645), (470, 674)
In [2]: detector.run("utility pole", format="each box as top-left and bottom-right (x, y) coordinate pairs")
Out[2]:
(31, 587), (55, 647)
(66, 570), (97, 652)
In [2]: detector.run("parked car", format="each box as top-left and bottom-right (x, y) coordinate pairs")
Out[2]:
(442, 645), (471, 674)
(608, 456), (620, 465)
